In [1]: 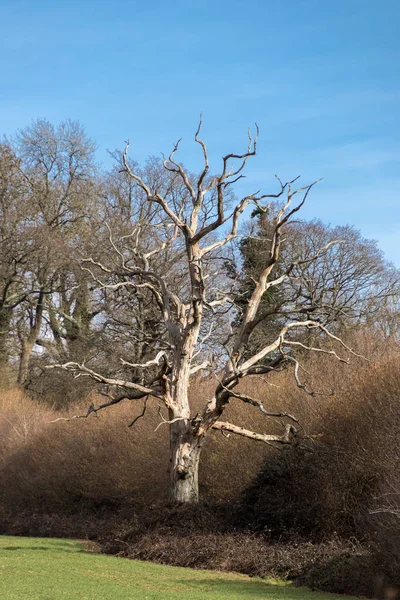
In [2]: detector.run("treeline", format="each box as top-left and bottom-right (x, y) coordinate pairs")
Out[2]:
(1, 118), (399, 399)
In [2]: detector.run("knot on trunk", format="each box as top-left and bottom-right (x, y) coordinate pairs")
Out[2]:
(190, 414), (202, 434)
(176, 464), (188, 480)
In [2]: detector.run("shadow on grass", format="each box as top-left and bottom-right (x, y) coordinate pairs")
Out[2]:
(1, 545), (81, 551)
(0, 539), (82, 553)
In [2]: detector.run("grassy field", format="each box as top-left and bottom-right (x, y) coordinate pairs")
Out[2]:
(0, 535), (350, 600)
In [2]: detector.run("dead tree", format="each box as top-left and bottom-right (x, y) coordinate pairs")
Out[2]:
(48, 119), (359, 503)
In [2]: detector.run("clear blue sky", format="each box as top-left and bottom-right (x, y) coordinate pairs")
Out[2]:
(1, 0), (399, 264)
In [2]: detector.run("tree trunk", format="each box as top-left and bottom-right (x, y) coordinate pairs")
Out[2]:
(169, 418), (202, 503)
(168, 353), (203, 503)
(0, 306), (12, 386)
(17, 340), (36, 386)
(17, 291), (44, 386)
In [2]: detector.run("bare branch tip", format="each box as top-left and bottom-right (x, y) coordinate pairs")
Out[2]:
(195, 113), (204, 139)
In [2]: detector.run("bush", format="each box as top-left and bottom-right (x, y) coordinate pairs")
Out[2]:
(238, 356), (400, 539)
(239, 444), (377, 539)
(0, 384), (271, 515)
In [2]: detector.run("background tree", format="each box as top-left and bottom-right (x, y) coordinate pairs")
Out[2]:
(236, 215), (399, 359)
(0, 142), (40, 383)
(3, 119), (99, 389)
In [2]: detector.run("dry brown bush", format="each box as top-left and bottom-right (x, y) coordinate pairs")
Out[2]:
(0, 375), (280, 515)
(239, 343), (400, 544)
(1, 331), (398, 518)
(102, 515), (372, 596)
(0, 382), (273, 516)
(0, 390), (168, 512)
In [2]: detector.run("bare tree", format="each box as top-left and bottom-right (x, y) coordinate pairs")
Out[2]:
(48, 120), (360, 503)
(280, 221), (399, 328)
(2, 119), (99, 387)
(0, 142), (38, 382)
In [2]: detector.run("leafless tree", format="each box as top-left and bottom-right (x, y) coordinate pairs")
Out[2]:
(0, 142), (38, 381)
(1, 119), (99, 386)
(48, 120), (362, 503)
(281, 220), (399, 328)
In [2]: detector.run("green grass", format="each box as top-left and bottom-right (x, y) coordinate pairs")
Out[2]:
(0, 535), (347, 600)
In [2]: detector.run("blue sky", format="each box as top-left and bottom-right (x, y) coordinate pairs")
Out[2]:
(1, 0), (399, 264)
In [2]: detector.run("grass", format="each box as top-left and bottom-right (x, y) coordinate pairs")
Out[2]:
(0, 535), (350, 600)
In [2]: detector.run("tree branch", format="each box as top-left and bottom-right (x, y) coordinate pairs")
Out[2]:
(45, 361), (164, 399)
(212, 421), (295, 445)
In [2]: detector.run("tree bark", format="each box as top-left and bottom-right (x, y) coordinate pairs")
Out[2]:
(169, 418), (202, 503)
(17, 291), (44, 386)
(0, 306), (12, 385)
(17, 339), (36, 386)
(168, 347), (203, 504)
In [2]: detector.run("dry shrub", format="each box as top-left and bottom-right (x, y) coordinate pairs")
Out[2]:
(0, 334), (398, 523)
(0, 384), (273, 520)
(232, 342), (400, 535)
(0, 388), (51, 456)
(104, 530), (349, 579)
(0, 380), (276, 517)
(0, 390), (169, 513)
(1, 329), (389, 515)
